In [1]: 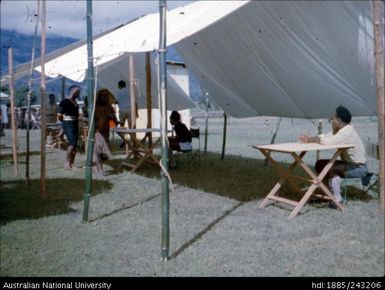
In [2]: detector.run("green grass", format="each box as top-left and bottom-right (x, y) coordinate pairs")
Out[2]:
(0, 178), (113, 225)
(114, 152), (371, 203)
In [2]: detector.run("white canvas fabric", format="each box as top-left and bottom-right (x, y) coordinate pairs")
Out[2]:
(174, 1), (378, 118)
(24, 1), (379, 118)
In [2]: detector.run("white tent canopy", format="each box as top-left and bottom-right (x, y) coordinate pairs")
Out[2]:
(27, 1), (379, 118)
(175, 1), (378, 118)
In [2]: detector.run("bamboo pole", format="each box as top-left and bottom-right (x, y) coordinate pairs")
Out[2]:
(39, 0), (47, 197)
(372, 0), (384, 212)
(159, 0), (170, 261)
(221, 112), (227, 160)
(8, 47), (18, 176)
(146, 52), (153, 148)
(26, 0), (40, 185)
(82, 0), (96, 222)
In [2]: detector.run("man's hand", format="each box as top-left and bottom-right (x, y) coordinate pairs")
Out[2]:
(298, 134), (321, 144)
(298, 134), (310, 143)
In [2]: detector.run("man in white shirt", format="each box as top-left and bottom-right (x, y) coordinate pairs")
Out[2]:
(116, 80), (140, 147)
(116, 80), (131, 128)
(299, 106), (368, 207)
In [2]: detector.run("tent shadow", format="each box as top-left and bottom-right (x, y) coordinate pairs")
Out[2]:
(0, 178), (113, 225)
(169, 201), (244, 260)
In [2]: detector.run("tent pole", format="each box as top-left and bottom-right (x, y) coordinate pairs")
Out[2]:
(146, 52), (153, 148)
(8, 47), (18, 176)
(129, 54), (137, 130)
(61, 77), (66, 101)
(26, 0), (40, 185)
(39, 0), (47, 197)
(265, 117), (282, 164)
(83, 0), (96, 222)
(316, 120), (323, 161)
(372, 0), (384, 212)
(221, 112), (227, 160)
(159, 0), (169, 261)
(204, 96), (209, 154)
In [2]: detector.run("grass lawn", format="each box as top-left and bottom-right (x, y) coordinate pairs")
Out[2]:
(0, 150), (370, 225)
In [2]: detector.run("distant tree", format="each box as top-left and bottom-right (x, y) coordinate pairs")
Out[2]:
(1, 85), (37, 107)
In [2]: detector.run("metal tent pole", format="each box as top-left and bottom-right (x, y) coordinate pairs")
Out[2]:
(159, 0), (170, 261)
(204, 96), (209, 154)
(83, 0), (96, 222)
(146, 52), (153, 148)
(221, 112), (227, 160)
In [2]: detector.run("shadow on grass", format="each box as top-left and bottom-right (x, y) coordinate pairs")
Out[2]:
(0, 151), (42, 164)
(0, 178), (113, 225)
(123, 152), (373, 203)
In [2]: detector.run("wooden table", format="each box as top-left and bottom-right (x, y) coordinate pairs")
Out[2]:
(46, 123), (64, 149)
(253, 142), (354, 219)
(111, 127), (161, 172)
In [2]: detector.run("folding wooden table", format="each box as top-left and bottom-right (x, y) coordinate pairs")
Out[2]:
(111, 127), (161, 172)
(253, 142), (354, 219)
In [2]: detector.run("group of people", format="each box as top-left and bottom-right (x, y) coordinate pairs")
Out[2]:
(56, 80), (368, 209)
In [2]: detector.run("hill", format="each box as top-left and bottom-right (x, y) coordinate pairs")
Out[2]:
(0, 28), (202, 103)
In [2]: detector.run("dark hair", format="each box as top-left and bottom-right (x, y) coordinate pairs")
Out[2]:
(49, 93), (55, 98)
(68, 85), (80, 94)
(118, 80), (126, 87)
(336, 105), (352, 124)
(170, 110), (180, 122)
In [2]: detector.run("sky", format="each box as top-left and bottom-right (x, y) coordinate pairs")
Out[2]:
(1, 0), (193, 39)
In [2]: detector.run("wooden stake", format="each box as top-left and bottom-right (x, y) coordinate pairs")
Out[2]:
(372, 0), (384, 212)
(8, 47), (18, 176)
(39, 0), (47, 197)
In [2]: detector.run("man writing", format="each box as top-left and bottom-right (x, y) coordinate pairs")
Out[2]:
(57, 85), (81, 170)
(299, 106), (368, 208)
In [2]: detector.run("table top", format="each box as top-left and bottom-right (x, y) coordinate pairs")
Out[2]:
(253, 142), (354, 153)
(111, 127), (162, 134)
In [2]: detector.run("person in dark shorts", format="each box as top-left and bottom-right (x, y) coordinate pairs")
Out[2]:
(57, 85), (81, 170)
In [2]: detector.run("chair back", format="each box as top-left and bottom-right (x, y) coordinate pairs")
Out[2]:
(190, 127), (200, 139)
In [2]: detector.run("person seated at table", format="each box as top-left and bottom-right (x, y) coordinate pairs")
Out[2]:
(298, 105), (368, 208)
(94, 88), (119, 176)
(168, 110), (192, 168)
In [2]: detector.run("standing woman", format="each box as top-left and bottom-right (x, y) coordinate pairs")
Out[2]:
(57, 85), (81, 170)
(93, 88), (118, 175)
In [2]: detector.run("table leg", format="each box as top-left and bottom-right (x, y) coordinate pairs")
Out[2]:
(258, 150), (306, 209)
(291, 150), (344, 216)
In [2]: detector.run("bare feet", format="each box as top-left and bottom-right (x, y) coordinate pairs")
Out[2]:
(64, 160), (72, 170)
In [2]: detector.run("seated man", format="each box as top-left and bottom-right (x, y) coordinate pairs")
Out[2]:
(299, 105), (368, 208)
(168, 110), (192, 168)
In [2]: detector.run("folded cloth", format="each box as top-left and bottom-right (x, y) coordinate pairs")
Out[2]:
(94, 131), (112, 159)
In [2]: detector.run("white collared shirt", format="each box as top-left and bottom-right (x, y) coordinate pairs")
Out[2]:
(319, 124), (366, 165)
